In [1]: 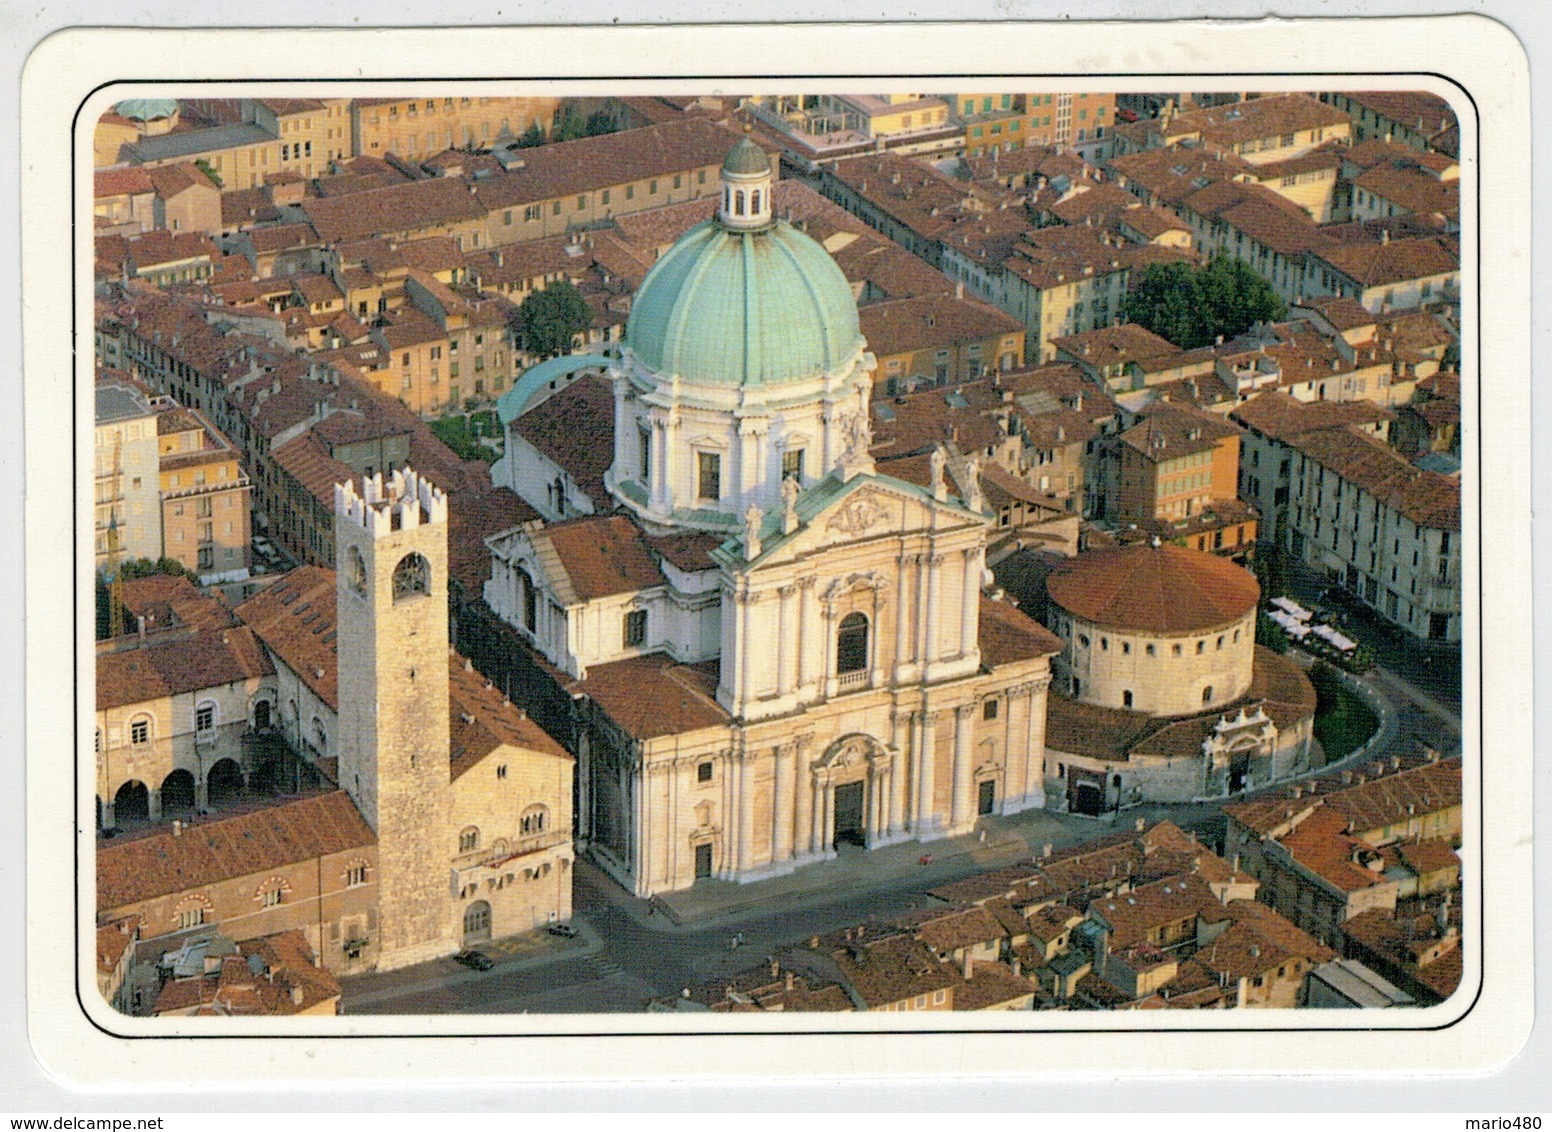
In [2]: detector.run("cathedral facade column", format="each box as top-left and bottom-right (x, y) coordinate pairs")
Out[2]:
(914, 709), (939, 834)
(650, 417), (670, 512)
(793, 741), (813, 858)
(776, 584), (796, 697)
(922, 552), (945, 669)
(808, 772), (825, 855)
(888, 711), (908, 834)
(950, 703), (975, 831)
(894, 554), (916, 679)
(1022, 676), (1050, 809)
(959, 547), (980, 657)
(736, 745), (756, 874)
(772, 741), (795, 862)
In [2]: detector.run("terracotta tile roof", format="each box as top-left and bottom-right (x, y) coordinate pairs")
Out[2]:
(97, 624), (272, 711)
(953, 960), (1035, 1010)
(447, 486), (540, 595)
(1109, 148), (1252, 207)
(147, 161), (219, 199)
(1286, 425), (1460, 530)
(569, 653), (729, 740)
(270, 431), (359, 508)
(1352, 163), (1459, 217)
(1117, 401), (1239, 461)
(1297, 295), (1378, 332)
(1156, 94), (1350, 152)
(537, 515), (667, 604)
(1312, 234), (1459, 290)
(858, 293), (1023, 358)
(687, 963), (854, 1013)
(1046, 543), (1259, 635)
(234, 565), (340, 708)
(1044, 695), (1157, 761)
(97, 922), (135, 975)
(889, 904), (1007, 955)
(154, 930), (342, 1017)
(299, 177), (488, 245)
(1089, 874), (1230, 948)
(1341, 904), (1463, 1001)
(1024, 903), (1084, 943)
(97, 791), (374, 911)
(869, 377), (1005, 458)
(817, 927), (963, 1009)
(510, 374), (615, 507)
(643, 529), (725, 574)
(1230, 390), (1393, 440)
(978, 595), (1062, 667)
(472, 118), (742, 213)
(1394, 837), (1460, 877)
(96, 166), (156, 198)
(1052, 323), (1183, 369)
(1336, 91), (1457, 143)
(448, 653), (571, 780)
(118, 573), (237, 633)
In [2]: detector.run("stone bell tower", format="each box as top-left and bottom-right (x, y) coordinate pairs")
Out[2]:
(335, 468), (457, 971)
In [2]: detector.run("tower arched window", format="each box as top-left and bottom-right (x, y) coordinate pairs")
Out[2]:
(836, 612), (869, 675)
(1203, 685), (1214, 704)
(459, 827), (480, 854)
(520, 804), (549, 836)
(392, 552), (430, 602)
(750, 189), (761, 214)
(735, 190), (746, 216)
(518, 566), (537, 632)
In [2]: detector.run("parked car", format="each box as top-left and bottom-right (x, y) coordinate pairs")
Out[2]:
(454, 950), (494, 971)
(546, 923), (578, 939)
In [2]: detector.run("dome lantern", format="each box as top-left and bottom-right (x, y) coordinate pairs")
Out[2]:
(718, 129), (774, 232)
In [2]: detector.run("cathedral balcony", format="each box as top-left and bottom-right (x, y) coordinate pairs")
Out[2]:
(836, 669), (870, 693)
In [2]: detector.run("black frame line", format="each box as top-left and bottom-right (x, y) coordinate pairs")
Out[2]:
(69, 67), (1484, 1042)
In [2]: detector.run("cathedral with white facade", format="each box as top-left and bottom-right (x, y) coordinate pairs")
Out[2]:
(485, 136), (1061, 898)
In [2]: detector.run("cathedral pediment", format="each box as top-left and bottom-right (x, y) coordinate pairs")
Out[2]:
(721, 471), (985, 574)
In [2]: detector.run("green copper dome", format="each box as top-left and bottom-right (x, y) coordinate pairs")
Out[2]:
(625, 218), (863, 387)
(114, 98), (180, 123)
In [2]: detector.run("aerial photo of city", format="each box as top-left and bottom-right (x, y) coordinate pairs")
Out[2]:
(90, 88), (1464, 1019)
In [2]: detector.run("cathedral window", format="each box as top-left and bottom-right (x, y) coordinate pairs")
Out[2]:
(519, 567), (537, 632)
(1203, 686), (1214, 704)
(734, 191), (746, 216)
(836, 612), (869, 675)
(624, 609), (647, 648)
(520, 805), (548, 836)
(638, 424), (651, 482)
(983, 699), (998, 721)
(782, 448), (805, 483)
(697, 452), (722, 501)
(459, 827), (480, 853)
(750, 189), (761, 214)
(697, 761), (713, 783)
(130, 718), (150, 745)
(1123, 690), (1133, 708)
(392, 552), (431, 602)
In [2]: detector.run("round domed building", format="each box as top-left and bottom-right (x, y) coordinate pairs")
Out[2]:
(1039, 542), (1316, 814)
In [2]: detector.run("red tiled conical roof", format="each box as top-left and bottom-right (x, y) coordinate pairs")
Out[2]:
(1045, 543), (1259, 634)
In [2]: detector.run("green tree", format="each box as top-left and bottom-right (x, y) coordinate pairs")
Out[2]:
(552, 107), (588, 143)
(517, 280), (591, 359)
(195, 158), (223, 189)
(1123, 253), (1287, 349)
(516, 121), (547, 149)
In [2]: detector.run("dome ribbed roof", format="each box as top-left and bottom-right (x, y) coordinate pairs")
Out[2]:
(722, 136), (771, 175)
(1045, 544), (1260, 635)
(625, 219), (863, 387)
(114, 98), (180, 123)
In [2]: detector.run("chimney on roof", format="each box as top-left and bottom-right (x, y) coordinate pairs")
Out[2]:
(173, 820), (182, 836)
(1043, 843), (1053, 858)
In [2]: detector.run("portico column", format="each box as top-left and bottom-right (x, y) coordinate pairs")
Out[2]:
(794, 746), (813, 857)
(959, 547), (980, 657)
(772, 742), (795, 861)
(777, 586), (796, 697)
(915, 710), (938, 831)
(808, 774), (825, 855)
(950, 704), (975, 829)
(736, 747), (756, 874)
(888, 712), (907, 833)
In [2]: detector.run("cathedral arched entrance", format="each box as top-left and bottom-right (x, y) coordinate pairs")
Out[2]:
(810, 733), (893, 855)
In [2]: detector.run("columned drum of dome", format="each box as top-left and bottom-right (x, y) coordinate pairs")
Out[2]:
(608, 137), (877, 533)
